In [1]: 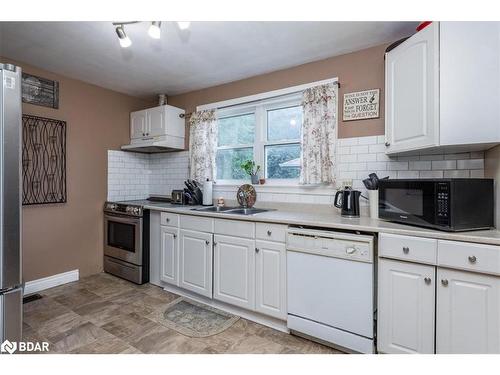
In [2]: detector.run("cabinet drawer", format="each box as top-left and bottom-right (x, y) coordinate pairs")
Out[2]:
(438, 240), (500, 276)
(379, 233), (437, 264)
(160, 212), (179, 227)
(256, 223), (286, 242)
(180, 215), (214, 233)
(214, 219), (255, 239)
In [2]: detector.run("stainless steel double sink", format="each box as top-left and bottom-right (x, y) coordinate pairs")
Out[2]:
(191, 206), (272, 216)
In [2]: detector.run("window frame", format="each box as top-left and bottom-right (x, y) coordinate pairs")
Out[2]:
(216, 93), (302, 186)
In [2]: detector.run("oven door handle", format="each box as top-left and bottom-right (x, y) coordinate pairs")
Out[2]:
(104, 213), (142, 225)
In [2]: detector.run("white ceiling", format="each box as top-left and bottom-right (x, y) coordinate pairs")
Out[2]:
(0, 21), (417, 97)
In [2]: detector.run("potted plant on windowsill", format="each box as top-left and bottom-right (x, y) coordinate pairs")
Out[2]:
(241, 160), (261, 185)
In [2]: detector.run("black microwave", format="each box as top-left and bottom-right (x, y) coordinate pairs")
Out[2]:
(378, 179), (494, 232)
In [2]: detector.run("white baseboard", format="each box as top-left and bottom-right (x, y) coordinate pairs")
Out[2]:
(23, 269), (79, 295)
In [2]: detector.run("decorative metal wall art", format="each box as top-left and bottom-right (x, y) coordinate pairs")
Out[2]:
(22, 73), (59, 109)
(22, 115), (67, 205)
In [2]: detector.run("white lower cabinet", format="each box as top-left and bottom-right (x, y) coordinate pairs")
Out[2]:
(255, 240), (286, 319)
(178, 229), (213, 298)
(436, 268), (500, 354)
(213, 234), (256, 309)
(378, 258), (435, 354)
(160, 226), (179, 286)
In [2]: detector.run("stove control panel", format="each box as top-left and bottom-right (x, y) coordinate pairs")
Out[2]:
(104, 201), (143, 217)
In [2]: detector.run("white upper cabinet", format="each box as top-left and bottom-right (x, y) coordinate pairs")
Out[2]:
(130, 109), (148, 139)
(385, 22), (439, 154)
(436, 268), (500, 354)
(385, 22), (500, 155)
(124, 104), (185, 151)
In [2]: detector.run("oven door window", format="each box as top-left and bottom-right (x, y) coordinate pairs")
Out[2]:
(107, 220), (136, 252)
(380, 181), (435, 224)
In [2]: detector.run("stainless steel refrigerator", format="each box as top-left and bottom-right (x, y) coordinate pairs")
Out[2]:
(0, 63), (22, 344)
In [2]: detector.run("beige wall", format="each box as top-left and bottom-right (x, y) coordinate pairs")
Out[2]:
(169, 44), (387, 140)
(2, 57), (149, 282)
(485, 145), (500, 228)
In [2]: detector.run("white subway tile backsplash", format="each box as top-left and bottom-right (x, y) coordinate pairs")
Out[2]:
(409, 161), (432, 170)
(444, 170), (470, 178)
(397, 171), (419, 178)
(357, 153), (377, 162)
(419, 170), (444, 178)
(350, 145), (369, 154)
(470, 169), (485, 178)
(107, 135), (485, 206)
(387, 161), (409, 171)
(457, 159), (484, 170)
(431, 160), (456, 170)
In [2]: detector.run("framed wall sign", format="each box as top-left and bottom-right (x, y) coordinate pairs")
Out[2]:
(343, 89), (380, 121)
(22, 73), (60, 109)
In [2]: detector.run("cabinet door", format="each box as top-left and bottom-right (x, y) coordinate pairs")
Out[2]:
(378, 259), (435, 354)
(130, 110), (147, 139)
(255, 240), (286, 319)
(147, 106), (166, 137)
(436, 268), (500, 353)
(160, 226), (179, 286)
(385, 22), (439, 154)
(213, 235), (255, 310)
(179, 229), (213, 298)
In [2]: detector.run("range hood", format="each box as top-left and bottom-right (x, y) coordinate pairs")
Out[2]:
(121, 135), (185, 153)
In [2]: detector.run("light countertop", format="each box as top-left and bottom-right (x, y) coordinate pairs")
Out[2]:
(142, 202), (500, 246)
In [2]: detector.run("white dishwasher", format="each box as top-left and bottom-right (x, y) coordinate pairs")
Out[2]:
(287, 227), (375, 353)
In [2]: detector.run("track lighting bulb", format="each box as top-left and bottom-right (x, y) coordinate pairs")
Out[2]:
(116, 26), (132, 48)
(177, 21), (191, 30)
(148, 21), (161, 39)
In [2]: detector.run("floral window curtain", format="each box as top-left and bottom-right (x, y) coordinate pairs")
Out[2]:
(189, 109), (217, 182)
(299, 82), (338, 185)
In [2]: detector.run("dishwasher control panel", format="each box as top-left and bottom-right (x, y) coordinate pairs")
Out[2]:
(286, 228), (374, 263)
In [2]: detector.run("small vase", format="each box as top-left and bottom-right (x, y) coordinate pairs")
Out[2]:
(251, 174), (259, 184)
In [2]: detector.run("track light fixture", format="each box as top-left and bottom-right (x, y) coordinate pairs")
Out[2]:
(148, 21), (161, 39)
(113, 21), (190, 48)
(177, 21), (191, 30)
(115, 25), (132, 48)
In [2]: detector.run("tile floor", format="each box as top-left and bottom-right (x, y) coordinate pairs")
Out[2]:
(22, 273), (342, 354)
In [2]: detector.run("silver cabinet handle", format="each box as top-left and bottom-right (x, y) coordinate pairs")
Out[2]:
(441, 279), (449, 286)
(403, 246), (410, 254)
(214, 242), (217, 246)
(468, 255), (477, 264)
(255, 248), (260, 253)
(173, 234), (177, 239)
(166, 218), (170, 222)
(424, 277), (431, 285)
(205, 240), (210, 245)
(267, 230), (272, 236)
(385, 142), (390, 147)
(142, 132), (145, 136)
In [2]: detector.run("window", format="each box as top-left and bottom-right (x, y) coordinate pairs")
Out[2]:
(216, 94), (302, 184)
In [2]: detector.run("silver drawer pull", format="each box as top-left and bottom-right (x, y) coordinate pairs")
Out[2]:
(468, 255), (477, 264)
(424, 277), (431, 285)
(255, 248), (260, 253)
(267, 230), (272, 236)
(166, 218), (170, 222)
(402, 246), (410, 254)
(441, 279), (449, 286)
(205, 240), (210, 245)
(173, 234), (177, 239)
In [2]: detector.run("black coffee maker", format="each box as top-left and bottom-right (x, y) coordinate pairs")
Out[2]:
(334, 187), (361, 217)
